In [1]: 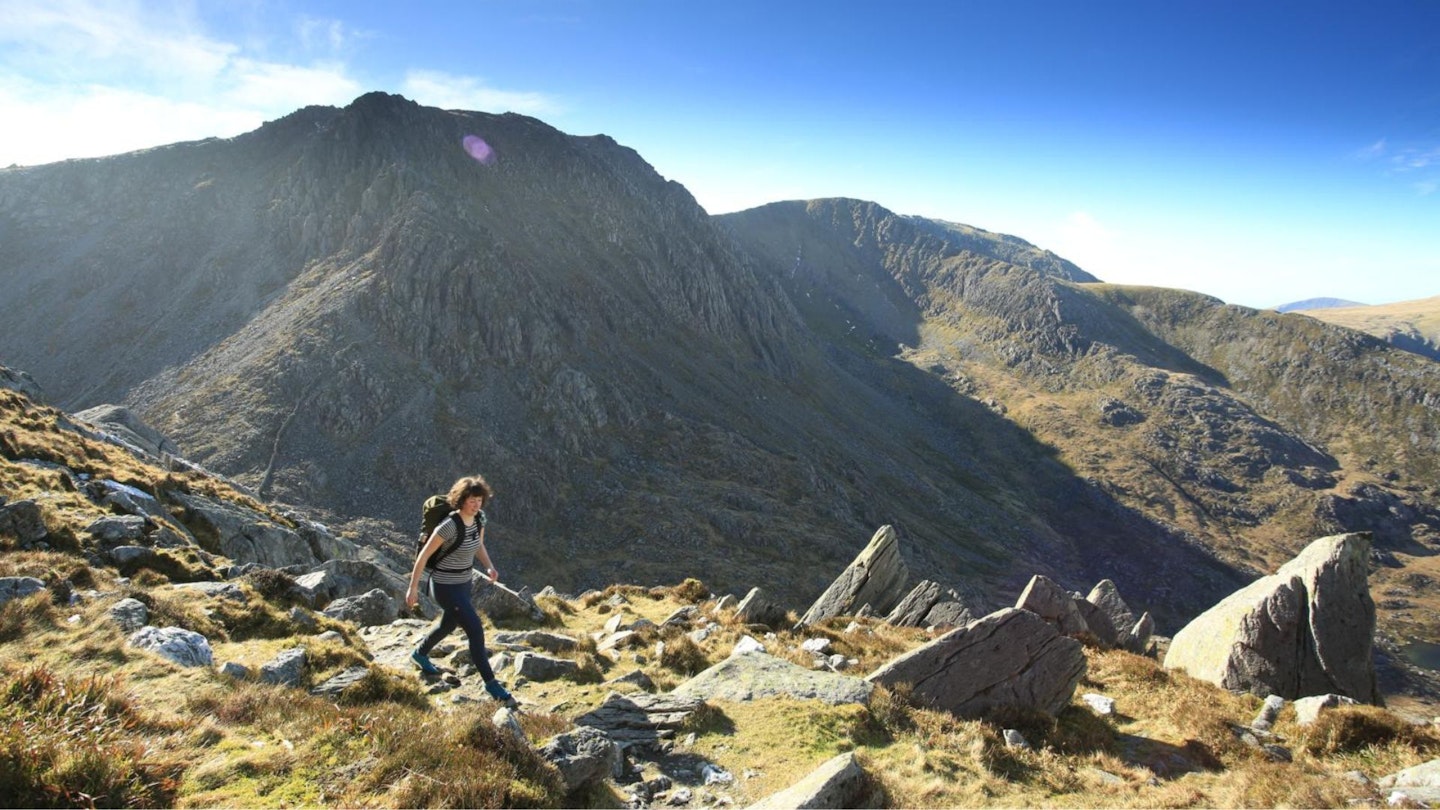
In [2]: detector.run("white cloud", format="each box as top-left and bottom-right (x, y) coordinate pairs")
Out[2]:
(1355, 138), (1387, 160)
(402, 70), (561, 116)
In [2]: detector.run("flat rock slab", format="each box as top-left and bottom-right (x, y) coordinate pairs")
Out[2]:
(671, 651), (873, 706)
(574, 691), (703, 750)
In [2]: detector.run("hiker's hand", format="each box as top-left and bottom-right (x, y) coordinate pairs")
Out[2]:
(486, 567), (498, 583)
(405, 586), (418, 608)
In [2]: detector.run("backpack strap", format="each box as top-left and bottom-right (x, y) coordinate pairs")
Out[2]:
(429, 511), (465, 570)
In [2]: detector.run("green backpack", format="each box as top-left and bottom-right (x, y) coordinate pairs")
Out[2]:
(417, 495), (463, 570)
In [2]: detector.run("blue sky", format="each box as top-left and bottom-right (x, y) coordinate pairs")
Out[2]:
(1, 1), (1436, 309)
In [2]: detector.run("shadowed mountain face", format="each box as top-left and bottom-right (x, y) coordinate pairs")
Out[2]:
(3, 93), (1439, 631)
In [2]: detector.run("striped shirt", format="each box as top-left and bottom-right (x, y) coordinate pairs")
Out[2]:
(429, 511), (484, 585)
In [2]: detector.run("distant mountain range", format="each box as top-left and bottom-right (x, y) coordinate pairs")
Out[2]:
(1275, 297), (1367, 312)
(4, 92), (1440, 641)
(1298, 296), (1440, 362)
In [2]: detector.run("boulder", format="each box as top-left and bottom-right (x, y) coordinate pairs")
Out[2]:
(294, 559), (410, 609)
(734, 587), (788, 627)
(0, 576), (46, 606)
(885, 580), (972, 629)
(867, 607), (1086, 718)
(322, 588), (398, 627)
(0, 500), (48, 545)
(1379, 759), (1440, 806)
(1086, 580), (1138, 642)
(260, 647), (307, 687)
(1014, 575), (1089, 638)
(1127, 612), (1155, 654)
(541, 726), (622, 794)
(1163, 533), (1380, 702)
(1073, 597), (1120, 647)
(85, 515), (149, 546)
(107, 597), (149, 632)
(671, 651), (872, 706)
(922, 599), (975, 630)
(796, 525), (908, 627)
(129, 626), (213, 668)
(747, 752), (875, 809)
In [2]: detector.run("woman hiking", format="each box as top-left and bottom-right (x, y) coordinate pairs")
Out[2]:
(405, 474), (516, 706)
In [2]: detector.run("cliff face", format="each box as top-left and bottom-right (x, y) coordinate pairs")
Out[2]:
(4, 94), (1439, 631)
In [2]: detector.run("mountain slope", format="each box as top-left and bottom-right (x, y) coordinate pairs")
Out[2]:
(5, 95), (1440, 645)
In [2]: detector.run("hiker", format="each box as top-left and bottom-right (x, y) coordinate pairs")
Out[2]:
(405, 474), (515, 705)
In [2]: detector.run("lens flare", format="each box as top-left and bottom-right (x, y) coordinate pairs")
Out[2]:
(462, 134), (496, 165)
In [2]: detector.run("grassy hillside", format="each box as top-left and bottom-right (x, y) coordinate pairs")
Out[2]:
(1301, 295), (1440, 361)
(6, 366), (1440, 808)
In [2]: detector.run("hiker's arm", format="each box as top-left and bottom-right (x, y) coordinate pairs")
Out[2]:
(405, 531), (446, 607)
(476, 525), (498, 583)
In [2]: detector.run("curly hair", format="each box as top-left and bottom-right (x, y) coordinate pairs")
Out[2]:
(446, 474), (494, 509)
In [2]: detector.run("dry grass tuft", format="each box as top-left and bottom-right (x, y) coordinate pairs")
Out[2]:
(658, 633), (709, 676)
(667, 577), (710, 604)
(0, 664), (183, 808)
(1297, 704), (1440, 757)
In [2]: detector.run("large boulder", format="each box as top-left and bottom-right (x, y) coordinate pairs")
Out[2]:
(796, 525), (908, 627)
(1163, 533), (1380, 702)
(867, 607), (1086, 718)
(671, 651), (873, 706)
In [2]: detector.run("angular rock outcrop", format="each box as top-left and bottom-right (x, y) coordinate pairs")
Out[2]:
(1086, 579), (1138, 639)
(0, 500), (49, 546)
(1015, 575), (1089, 638)
(885, 580), (973, 629)
(170, 491), (323, 570)
(1163, 533), (1380, 703)
(796, 525), (908, 628)
(867, 607), (1086, 718)
(734, 587), (788, 627)
(74, 404), (179, 459)
(671, 651), (873, 706)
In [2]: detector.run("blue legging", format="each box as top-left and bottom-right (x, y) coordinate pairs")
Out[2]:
(418, 579), (497, 683)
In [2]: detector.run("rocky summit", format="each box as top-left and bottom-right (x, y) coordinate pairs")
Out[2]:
(3, 93), (1440, 671)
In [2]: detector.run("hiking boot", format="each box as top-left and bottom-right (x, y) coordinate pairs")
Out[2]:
(410, 649), (441, 676)
(484, 679), (517, 706)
